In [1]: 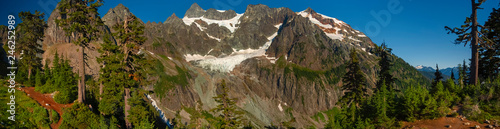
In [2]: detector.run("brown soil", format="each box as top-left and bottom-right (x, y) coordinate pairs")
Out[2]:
(402, 116), (492, 129)
(18, 87), (73, 129)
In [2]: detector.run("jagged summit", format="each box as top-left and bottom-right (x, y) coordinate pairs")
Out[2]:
(303, 7), (316, 14)
(102, 3), (143, 28)
(184, 3), (238, 20)
(184, 3), (205, 18)
(164, 13), (183, 24)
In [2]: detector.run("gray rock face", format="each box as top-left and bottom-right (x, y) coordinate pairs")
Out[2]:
(102, 3), (144, 30)
(164, 13), (183, 24)
(184, 3), (205, 18)
(42, 3), (71, 47)
(204, 9), (237, 20)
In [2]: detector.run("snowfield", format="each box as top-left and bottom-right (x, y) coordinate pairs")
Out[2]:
(182, 13), (244, 33)
(185, 24), (282, 72)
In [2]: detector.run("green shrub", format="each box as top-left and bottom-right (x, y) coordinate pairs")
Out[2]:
(33, 106), (50, 127)
(60, 103), (100, 129)
(54, 90), (76, 104)
(51, 109), (59, 124)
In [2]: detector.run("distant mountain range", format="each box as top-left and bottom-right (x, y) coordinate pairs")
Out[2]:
(415, 65), (459, 80)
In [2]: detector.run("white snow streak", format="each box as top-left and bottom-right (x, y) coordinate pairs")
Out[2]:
(348, 36), (362, 42)
(207, 34), (221, 42)
(278, 103), (283, 112)
(182, 13), (244, 33)
(297, 10), (343, 41)
(146, 94), (169, 124)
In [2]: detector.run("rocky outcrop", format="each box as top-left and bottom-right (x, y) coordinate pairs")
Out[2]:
(42, 3), (71, 47)
(184, 3), (205, 18)
(102, 3), (144, 32)
(204, 9), (237, 20)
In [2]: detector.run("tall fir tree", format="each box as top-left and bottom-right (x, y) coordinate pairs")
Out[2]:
(111, 15), (149, 128)
(56, 0), (104, 103)
(339, 49), (368, 108)
(433, 64), (444, 86)
(375, 42), (395, 92)
(97, 33), (124, 118)
(17, 11), (47, 80)
(97, 15), (150, 128)
(479, 7), (500, 80)
(445, 0), (487, 85)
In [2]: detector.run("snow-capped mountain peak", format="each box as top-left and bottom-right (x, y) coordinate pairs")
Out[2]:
(415, 65), (424, 69)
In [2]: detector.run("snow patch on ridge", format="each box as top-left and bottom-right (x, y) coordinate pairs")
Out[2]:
(207, 34), (221, 42)
(185, 24), (282, 72)
(182, 13), (244, 33)
(146, 94), (170, 124)
(348, 36), (362, 42)
(297, 10), (344, 41)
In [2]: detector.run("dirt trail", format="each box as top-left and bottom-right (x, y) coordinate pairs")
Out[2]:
(19, 87), (73, 129)
(402, 116), (492, 129)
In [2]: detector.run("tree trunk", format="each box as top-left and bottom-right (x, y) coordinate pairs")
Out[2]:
(124, 88), (132, 129)
(28, 68), (32, 80)
(78, 46), (86, 103)
(471, 0), (479, 85)
(99, 82), (103, 100)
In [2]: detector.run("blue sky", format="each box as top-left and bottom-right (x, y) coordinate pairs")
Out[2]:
(1, 0), (499, 68)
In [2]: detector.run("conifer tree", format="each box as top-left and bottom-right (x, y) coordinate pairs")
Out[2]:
(433, 64), (443, 86)
(97, 33), (124, 117)
(368, 81), (395, 128)
(375, 42), (395, 92)
(97, 15), (150, 128)
(445, 0), (487, 85)
(18, 11), (47, 80)
(479, 7), (500, 80)
(459, 60), (470, 85)
(451, 70), (455, 81)
(112, 15), (149, 128)
(339, 49), (368, 108)
(35, 68), (43, 87)
(211, 80), (243, 128)
(43, 59), (51, 81)
(56, 0), (104, 103)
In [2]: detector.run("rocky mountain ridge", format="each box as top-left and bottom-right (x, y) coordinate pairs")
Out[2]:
(0, 3), (430, 128)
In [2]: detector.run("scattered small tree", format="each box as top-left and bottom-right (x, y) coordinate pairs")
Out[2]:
(210, 80), (243, 128)
(433, 64), (443, 86)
